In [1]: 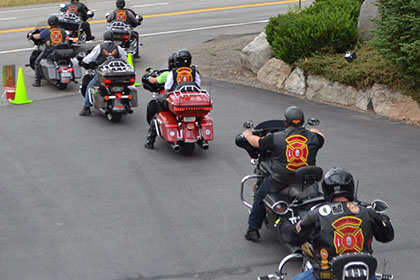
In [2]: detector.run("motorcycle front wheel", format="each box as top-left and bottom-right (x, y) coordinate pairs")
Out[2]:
(180, 143), (195, 156)
(107, 112), (122, 123)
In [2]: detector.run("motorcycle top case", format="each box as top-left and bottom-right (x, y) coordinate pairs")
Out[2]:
(107, 21), (131, 42)
(167, 86), (213, 117)
(97, 59), (135, 87)
(58, 14), (81, 31)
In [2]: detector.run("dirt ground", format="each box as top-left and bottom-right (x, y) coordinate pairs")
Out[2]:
(189, 33), (278, 92)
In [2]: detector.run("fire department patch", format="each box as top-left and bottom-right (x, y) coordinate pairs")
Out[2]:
(284, 135), (309, 171)
(332, 216), (364, 254)
(347, 202), (360, 214)
(68, 5), (78, 14)
(50, 28), (63, 46)
(175, 67), (193, 84)
(116, 10), (127, 21)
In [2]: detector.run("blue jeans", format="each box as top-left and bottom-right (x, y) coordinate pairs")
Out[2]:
(248, 176), (276, 229)
(293, 268), (376, 280)
(84, 74), (99, 108)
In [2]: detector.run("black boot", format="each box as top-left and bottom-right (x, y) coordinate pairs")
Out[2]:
(244, 226), (260, 242)
(144, 122), (157, 149)
(33, 70), (41, 87)
(32, 79), (41, 87)
(79, 106), (91, 116)
(144, 140), (154, 149)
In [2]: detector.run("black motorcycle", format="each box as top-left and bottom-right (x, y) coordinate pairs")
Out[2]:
(78, 54), (138, 122)
(257, 200), (394, 280)
(105, 15), (143, 58)
(27, 27), (81, 90)
(57, 4), (94, 48)
(236, 118), (325, 253)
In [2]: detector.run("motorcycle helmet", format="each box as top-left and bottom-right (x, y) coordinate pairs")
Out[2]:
(103, 30), (114, 41)
(284, 106), (304, 127)
(322, 167), (355, 202)
(175, 49), (192, 67)
(168, 52), (177, 69)
(47, 15), (59, 26)
(116, 0), (125, 8)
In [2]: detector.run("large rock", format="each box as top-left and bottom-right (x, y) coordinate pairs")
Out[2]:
(240, 32), (273, 74)
(370, 84), (420, 125)
(357, 0), (380, 41)
(257, 58), (292, 88)
(284, 67), (306, 96)
(306, 75), (370, 110)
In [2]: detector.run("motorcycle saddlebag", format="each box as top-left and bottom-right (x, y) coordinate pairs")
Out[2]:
(167, 86), (213, 117)
(127, 86), (138, 108)
(200, 114), (213, 141)
(156, 111), (178, 142)
(70, 58), (82, 79)
(40, 59), (59, 80)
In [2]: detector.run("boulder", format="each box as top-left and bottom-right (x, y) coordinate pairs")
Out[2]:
(357, 0), (380, 41)
(370, 84), (420, 125)
(306, 75), (370, 110)
(257, 58), (292, 88)
(240, 32), (273, 74)
(284, 67), (306, 96)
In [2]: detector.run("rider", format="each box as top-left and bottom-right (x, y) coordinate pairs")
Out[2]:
(62, 0), (95, 41)
(144, 49), (201, 149)
(144, 51), (177, 124)
(79, 30), (127, 116)
(241, 106), (325, 241)
(292, 167), (394, 280)
(106, 0), (143, 58)
(31, 15), (68, 87)
(164, 49), (201, 92)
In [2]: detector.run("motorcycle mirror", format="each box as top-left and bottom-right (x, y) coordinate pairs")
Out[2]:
(59, 3), (66, 12)
(105, 12), (110, 19)
(371, 199), (389, 214)
(307, 118), (320, 126)
(87, 10), (94, 18)
(145, 67), (152, 73)
(136, 14), (143, 23)
(243, 120), (254, 129)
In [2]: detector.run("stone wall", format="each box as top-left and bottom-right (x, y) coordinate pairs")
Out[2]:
(241, 32), (420, 126)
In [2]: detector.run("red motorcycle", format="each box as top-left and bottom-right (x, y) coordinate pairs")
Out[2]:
(142, 69), (214, 156)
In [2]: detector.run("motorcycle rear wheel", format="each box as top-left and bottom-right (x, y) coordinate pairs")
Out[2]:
(180, 143), (195, 156)
(57, 83), (68, 90)
(107, 112), (122, 123)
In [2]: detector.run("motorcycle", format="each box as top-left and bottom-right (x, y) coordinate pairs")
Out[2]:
(78, 54), (139, 123)
(57, 4), (94, 48)
(142, 68), (214, 156)
(27, 26), (81, 90)
(257, 200), (394, 280)
(105, 14), (143, 58)
(236, 118), (325, 253)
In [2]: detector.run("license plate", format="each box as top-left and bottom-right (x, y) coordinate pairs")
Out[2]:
(183, 117), (195, 122)
(111, 87), (124, 92)
(61, 72), (72, 78)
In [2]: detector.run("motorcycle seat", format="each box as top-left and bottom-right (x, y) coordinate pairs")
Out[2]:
(330, 252), (377, 280)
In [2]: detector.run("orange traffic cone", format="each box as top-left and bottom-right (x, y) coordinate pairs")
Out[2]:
(10, 67), (32, 105)
(127, 53), (141, 87)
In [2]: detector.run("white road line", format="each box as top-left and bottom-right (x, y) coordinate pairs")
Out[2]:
(0, 20), (268, 54)
(0, 17), (17, 20)
(132, 2), (169, 8)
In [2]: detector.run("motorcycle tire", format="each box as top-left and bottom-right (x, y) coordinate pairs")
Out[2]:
(57, 83), (68, 90)
(180, 143), (195, 156)
(107, 112), (122, 123)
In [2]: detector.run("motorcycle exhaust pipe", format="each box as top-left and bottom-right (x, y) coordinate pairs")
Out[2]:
(171, 143), (181, 152)
(198, 140), (209, 150)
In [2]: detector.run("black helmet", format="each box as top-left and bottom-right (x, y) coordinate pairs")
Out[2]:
(48, 15), (59, 26)
(322, 167), (355, 202)
(168, 52), (177, 69)
(175, 49), (192, 67)
(116, 0), (125, 8)
(284, 106), (304, 127)
(103, 30), (114, 41)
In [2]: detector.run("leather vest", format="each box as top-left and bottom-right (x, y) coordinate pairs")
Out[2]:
(47, 28), (67, 47)
(170, 67), (197, 91)
(97, 42), (120, 65)
(271, 127), (322, 183)
(311, 202), (374, 279)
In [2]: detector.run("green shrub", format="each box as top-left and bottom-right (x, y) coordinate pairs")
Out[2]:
(265, 0), (361, 64)
(370, 0), (420, 87)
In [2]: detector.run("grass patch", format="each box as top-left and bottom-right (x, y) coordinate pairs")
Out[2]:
(0, 0), (60, 8)
(294, 43), (420, 103)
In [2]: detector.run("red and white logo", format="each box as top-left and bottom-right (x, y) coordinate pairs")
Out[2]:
(285, 135), (309, 171)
